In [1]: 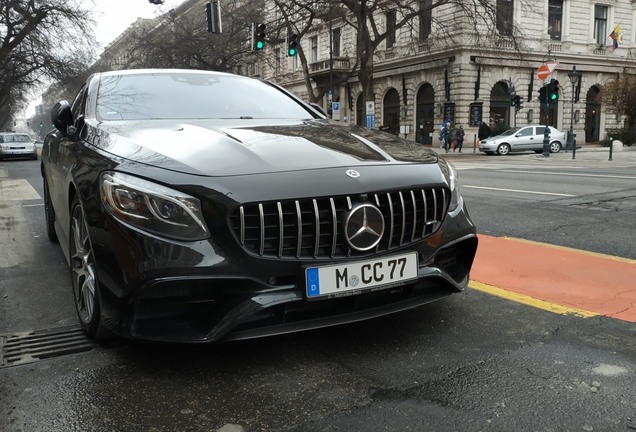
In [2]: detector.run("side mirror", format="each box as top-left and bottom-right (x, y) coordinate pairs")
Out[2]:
(51, 101), (73, 133)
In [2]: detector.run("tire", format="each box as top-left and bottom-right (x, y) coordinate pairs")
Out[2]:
(534, 150), (543, 154)
(69, 195), (111, 340)
(496, 143), (511, 156)
(43, 177), (58, 242)
(550, 141), (562, 153)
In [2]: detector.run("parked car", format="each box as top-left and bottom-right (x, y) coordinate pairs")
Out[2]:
(42, 69), (478, 343)
(0, 132), (38, 160)
(479, 125), (566, 155)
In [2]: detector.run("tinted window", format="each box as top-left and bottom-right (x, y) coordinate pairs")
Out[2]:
(536, 127), (546, 135)
(95, 72), (314, 121)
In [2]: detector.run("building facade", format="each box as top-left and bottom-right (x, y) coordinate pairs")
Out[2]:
(250, 0), (636, 146)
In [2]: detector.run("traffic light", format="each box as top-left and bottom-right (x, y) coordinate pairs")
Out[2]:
(548, 79), (559, 101)
(510, 94), (517, 107)
(206, 1), (222, 34)
(253, 23), (266, 51)
(148, 0), (164, 4)
(515, 95), (523, 112)
(288, 34), (298, 56)
(539, 86), (547, 103)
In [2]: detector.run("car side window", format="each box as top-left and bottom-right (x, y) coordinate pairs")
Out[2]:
(536, 127), (546, 135)
(518, 128), (533, 137)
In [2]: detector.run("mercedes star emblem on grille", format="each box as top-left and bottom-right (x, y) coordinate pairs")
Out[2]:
(346, 169), (360, 178)
(344, 204), (385, 251)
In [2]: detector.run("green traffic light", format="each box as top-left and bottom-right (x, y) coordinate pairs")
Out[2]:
(550, 93), (557, 101)
(288, 48), (296, 56)
(256, 40), (265, 50)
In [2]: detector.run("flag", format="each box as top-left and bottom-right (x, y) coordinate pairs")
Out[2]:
(609, 24), (621, 50)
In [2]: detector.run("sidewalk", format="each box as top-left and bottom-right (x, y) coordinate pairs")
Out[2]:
(430, 143), (636, 165)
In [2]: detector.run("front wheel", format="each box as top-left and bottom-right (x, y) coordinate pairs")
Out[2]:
(69, 196), (110, 340)
(550, 141), (562, 153)
(496, 143), (511, 156)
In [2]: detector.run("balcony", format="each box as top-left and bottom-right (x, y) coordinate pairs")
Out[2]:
(308, 57), (351, 84)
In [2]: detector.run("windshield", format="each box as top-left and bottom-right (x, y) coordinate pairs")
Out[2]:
(0, 134), (33, 143)
(96, 72), (315, 121)
(498, 127), (522, 136)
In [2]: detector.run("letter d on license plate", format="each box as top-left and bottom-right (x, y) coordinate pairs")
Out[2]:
(305, 252), (418, 299)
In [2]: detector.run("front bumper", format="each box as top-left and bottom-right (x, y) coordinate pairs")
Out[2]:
(0, 147), (37, 159)
(93, 207), (477, 343)
(478, 142), (498, 152)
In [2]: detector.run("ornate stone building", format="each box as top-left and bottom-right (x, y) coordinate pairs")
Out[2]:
(249, 0), (636, 145)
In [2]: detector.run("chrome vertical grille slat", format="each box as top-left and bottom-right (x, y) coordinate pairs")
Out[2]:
(277, 202), (283, 258)
(398, 191), (406, 245)
(258, 203), (264, 256)
(295, 200), (302, 258)
(410, 190), (417, 242)
(313, 199), (320, 258)
(387, 192), (395, 249)
(229, 186), (449, 259)
(330, 198), (337, 257)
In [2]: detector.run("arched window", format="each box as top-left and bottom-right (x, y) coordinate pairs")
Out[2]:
(585, 86), (601, 143)
(416, 84), (435, 144)
(382, 88), (400, 135)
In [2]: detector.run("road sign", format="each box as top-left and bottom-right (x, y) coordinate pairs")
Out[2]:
(537, 62), (559, 81)
(332, 102), (340, 121)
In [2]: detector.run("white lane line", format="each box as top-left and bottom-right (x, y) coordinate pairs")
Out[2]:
(501, 170), (636, 180)
(463, 185), (575, 197)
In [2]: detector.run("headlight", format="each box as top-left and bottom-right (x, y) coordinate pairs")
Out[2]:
(101, 172), (210, 241)
(447, 162), (462, 213)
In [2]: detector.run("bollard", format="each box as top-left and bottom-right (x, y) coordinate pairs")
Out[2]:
(473, 134), (477, 153)
(609, 136), (613, 161)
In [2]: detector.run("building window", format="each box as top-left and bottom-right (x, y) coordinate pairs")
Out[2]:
(496, 0), (513, 36)
(386, 10), (396, 48)
(419, 0), (432, 41)
(548, 0), (563, 40)
(332, 28), (341, 57)
(594, 5), (608, 45)
(310, 36), (318, 62)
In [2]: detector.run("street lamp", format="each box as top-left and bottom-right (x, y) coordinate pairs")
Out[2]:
(567, 66), (582, 160)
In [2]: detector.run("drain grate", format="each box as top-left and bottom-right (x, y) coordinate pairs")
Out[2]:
(0, 325), (96, 368)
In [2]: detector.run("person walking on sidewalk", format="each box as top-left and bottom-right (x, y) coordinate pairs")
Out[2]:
(478, 121), (491, 144)
(454, 125), (465, 152)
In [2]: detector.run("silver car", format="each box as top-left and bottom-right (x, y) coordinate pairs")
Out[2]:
(479, 126), (566, 155)
(0, 133), (38, 160)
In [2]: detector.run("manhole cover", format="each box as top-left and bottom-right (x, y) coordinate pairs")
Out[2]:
(0, 325), (95, 368)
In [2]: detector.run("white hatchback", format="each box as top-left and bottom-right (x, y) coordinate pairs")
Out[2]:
(0, 133), (38, 160)
(479, 126), (566, 155)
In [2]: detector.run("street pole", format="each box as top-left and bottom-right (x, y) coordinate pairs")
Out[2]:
(567, 66), (581, 160)
(542, 99), (550, 157)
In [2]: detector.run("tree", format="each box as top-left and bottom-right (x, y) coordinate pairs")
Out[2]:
(600, 74), (636, 125)
(0, 0), (97, 129)
(271, 0), (528, 113)
(104, 0), (265, 73)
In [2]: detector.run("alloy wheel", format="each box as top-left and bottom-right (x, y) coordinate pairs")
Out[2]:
(70, 202), (97, 325)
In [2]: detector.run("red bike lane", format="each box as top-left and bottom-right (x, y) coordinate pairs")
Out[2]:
(469, 235), (636, 323)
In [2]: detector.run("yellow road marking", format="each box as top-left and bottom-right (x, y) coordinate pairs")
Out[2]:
(469, 281), (599, 318)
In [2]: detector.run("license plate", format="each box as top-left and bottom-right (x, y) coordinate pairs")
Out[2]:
(305, 252), (418, 299)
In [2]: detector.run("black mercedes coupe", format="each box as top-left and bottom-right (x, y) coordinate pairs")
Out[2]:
(41, 69), (477, 343)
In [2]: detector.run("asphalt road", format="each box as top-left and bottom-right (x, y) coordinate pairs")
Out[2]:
(1, 155), (635, 432)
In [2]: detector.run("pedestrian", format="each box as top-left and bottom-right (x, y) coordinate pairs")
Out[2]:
(439, 121), (447, 149)
(454, 125), (465, 152)
(478, 121), (491, 144)
(440, 121), (450, 152)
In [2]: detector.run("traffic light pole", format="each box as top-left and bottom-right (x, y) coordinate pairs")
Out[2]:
(542, 99), (550, 157)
